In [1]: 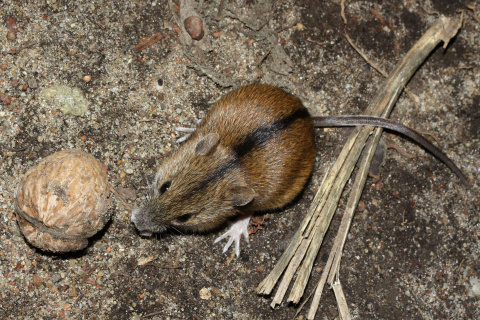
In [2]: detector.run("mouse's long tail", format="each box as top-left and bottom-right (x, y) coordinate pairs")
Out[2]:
(313, 115), (469, 186)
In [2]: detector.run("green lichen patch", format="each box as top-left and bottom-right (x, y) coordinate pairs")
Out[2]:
(41, 85), (89, 116)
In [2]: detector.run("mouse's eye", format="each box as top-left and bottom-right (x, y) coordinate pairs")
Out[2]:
(158, 181), (171, 195)
(176, 214), (192, 223)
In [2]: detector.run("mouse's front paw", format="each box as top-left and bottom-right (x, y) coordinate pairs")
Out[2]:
(213, 215), (250, 257)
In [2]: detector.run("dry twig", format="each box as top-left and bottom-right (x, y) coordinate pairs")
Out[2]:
(467, 4), (480, 22)
(134, 32), (164, 53)
(142, 263), (181, 269)
(386, 142), (417, 159)
(2, 41), (40, 55)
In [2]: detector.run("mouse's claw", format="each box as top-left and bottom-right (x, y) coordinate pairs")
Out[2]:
(213, 215), (250, 257)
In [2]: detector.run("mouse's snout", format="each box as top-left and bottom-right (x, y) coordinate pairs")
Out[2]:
(131, 207), (154, 237)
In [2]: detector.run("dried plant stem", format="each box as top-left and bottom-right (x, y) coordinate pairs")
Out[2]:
(307, 127), (383, 319)
(332, 277), (352, 320)
(256, 14), (462, 320)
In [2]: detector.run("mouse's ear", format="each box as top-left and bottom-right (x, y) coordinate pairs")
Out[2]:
(195, 133), (220, 156)
(228, 186), (255, 207)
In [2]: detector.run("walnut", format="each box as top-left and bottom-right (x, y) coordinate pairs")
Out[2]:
(15, 150), (111, 253)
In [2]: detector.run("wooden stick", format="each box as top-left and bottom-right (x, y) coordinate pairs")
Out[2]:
(326, 130), (382, 286)
(332, 278), (352, 320)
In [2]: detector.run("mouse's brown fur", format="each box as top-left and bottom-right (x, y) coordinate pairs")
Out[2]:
(132, 84), (315, 235)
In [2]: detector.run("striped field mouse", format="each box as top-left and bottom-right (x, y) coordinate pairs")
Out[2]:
(131, 84), (468, 256)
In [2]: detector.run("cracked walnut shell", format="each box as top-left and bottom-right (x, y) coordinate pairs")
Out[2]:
(15, 150), (111, 253)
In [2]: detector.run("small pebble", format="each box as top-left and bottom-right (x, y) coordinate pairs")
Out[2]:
(11, 78), (19, 88)
(296, 22), (306, 31)
(7, 31), (16, 41)
(27, 77), (38, 89)
(0, 64), (7, 71)
(0, 93), (12, 105)
(358, 201), (366, 211)
(68, 287), (77, 297)
(83, 75), (92, 82)
(32, 275), (44, 287)
(199, 287), (212, 300)
(184, 16), (204, 40)
(51, 274), (62, 283)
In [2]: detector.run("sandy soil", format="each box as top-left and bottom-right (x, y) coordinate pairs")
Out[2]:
(0, 0), (479, 319)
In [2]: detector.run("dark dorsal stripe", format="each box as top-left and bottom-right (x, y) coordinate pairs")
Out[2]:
(178, 107), (310, 202)
(198, 158), (237, 191)
(233, 107), (310, 158)
(206, 107), (310, 187)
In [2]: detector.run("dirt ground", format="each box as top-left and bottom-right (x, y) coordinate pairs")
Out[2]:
(1, 0), (479, 319)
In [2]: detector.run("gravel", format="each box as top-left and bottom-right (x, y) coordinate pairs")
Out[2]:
(1, 0), (479, 319)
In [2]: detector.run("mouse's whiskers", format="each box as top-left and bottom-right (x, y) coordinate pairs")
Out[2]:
(170, 226), (185, 235)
